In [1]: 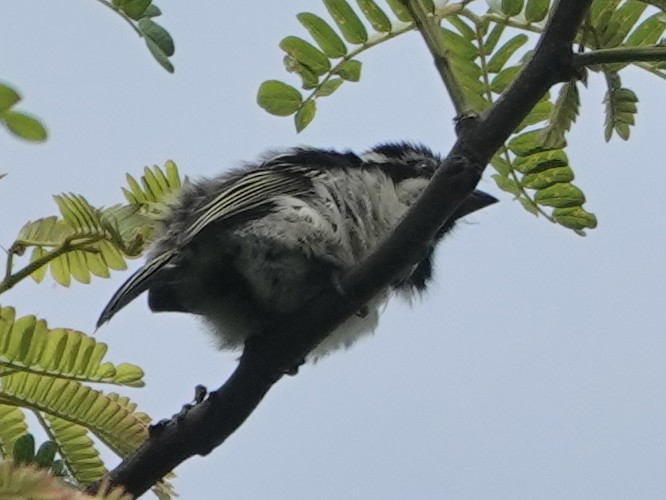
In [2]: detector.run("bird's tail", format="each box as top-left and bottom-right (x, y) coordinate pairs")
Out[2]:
(96, 251), (175, 328)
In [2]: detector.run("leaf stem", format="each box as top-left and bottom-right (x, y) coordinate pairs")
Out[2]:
(303, 23), (414, 106)
(0, 368), (19, 379)
(468, 11), (545, 35)
(0, 235), (103, 295)
(0, 244), (71, 294)
(3, 248), (13, 282)
(502, 148), (555, 222)
(0, 361), (142, 387)
(575, 46), (666, 67)
(636, 61), (666, 81)
(474, 23), (496, 104)
(31, 409), (80, 482)
(302, 2), (467, 112)
(92, 0), (143, 38)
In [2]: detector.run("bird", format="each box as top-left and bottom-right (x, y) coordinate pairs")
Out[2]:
(97, 142), (497, 360)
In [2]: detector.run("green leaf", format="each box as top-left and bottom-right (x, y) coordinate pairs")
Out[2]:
(518, 98), (553, 130)
(626, 13), (666, 46)
(67, 252), (91, 284)
(534, 183), (585, 207)
(98, 240), (127, 270)
(482, 23), (505, 56)
(487, 34), (528, 73)
(518, 196), (539, 216)
(640, 0), (666, 10)
(138, 18), (175, 72)
(590, 0), (621, 20)
(385, 0), (411, 22)
(316, 78), (344, 96)
(441, 29), (478, 60)
(552, 206), (598, 230)
(138, 18), (174, 57)
(295, 100), (316, 132)
(513, 149), (568, 174)
(491, 154), (511, 176)
(449, 56), (488, 110)
(419, 0), (435, 13)
(508, 129), (557, 157)
(525, 0), (550, 22)
(1, 372), (150, 459)
(324, 0), (369, 44)
(501, 0), (525, 17)
(603, 73), (638, 141)
(0, 307), (145, 387)
(490, 66), (521, 93)
(41, 415), (106, 485)
(50, 252), (71, 286)
(599, 1), (648, 47)
(0, 83), (20, 112)
(84, 251), (111, 279)
(2, 111), (47, 142)
(280, 36), (332, 76)
(34, 441), (57, 469)
(13, 186), (156, 288)
(297, 12), (348, 58)
(54, 194), (104, 235)
(117, 0), (150, 19)
(164, 160), (181, 189)
(284, 55), (320, 89)
(12, 434), (34, 465)
(521, 166), (574, 189)
(333, 59), (362, 81)
(257, 80), (303, 116)
(539, 81), (579, 148)
(13, 185), (158, 289)
(492, 173), (521, 196)
(144, 38), (174, 73)
(0, 405), (29, 458)
(448, 15), (476, 41)
(356, 0), (392, 32)
(142, 4), (161, 17)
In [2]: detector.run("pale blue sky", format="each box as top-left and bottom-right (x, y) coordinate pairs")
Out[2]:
(3, 2), (666, 499)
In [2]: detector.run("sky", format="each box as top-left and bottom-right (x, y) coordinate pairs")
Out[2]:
(3, 1), (666, 499)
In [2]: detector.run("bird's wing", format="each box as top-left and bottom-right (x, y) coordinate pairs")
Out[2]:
(97, 167), (313, 327)
(184, 167), (312, 241)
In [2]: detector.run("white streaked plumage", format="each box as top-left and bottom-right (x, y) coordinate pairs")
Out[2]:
(97, 144), (497, 361)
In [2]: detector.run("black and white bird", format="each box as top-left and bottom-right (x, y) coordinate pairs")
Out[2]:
(97, 143), (497, 360)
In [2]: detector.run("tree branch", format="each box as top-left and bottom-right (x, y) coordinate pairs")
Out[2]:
(88, 0), (594, 497)
(575, 46), (666, 67)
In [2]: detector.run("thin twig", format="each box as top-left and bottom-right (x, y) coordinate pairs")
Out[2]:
(0, 236), (102, 294)
(401, 0), (469, 114)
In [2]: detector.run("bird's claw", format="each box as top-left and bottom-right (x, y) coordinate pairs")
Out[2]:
(284, 357), (305, 376)
(174, 384), (209, 421)
(194, 384), (208, 404)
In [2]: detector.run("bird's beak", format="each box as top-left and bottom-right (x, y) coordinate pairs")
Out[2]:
(453, 189), (498, 219)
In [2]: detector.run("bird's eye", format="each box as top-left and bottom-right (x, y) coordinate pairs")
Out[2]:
(415, 160), (434, 175)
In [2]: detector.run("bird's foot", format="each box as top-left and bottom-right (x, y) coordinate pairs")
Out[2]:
(175, 384), (209, 421)
(284, 357), (305, 376)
